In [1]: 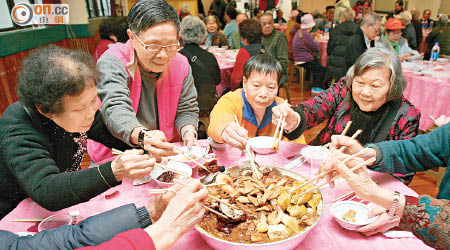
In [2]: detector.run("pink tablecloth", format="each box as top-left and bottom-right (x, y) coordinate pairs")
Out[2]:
(212, 50), (236, 97)
(403, 63), (450, 131)
(274, 24), (287, 33)
(319, 39), (329, 67)
(0, 140), (432, 250)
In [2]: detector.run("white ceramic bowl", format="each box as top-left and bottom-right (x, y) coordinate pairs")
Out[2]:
(330, 201), (376, 231)
(150, 161), (192, 188)
(208, 137), (227, 151)
(249, 136), (276, 154)
(38, 214), (73, 232)
(171, 146), (207, 162)
(300, 146), (330, 167)
(195, 167), (324, 250)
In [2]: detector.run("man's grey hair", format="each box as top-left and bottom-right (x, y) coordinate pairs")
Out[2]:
(410, 9), (420, 18)
(399, 11), (412, 22)
(361, 12), (381, 26)
(128, 0), (180, 35)
(439, 14), (448, 25)
(341, 9), (355, 22)
(345, 47), (406, 101)
(180, 16), (207, 45)
(237, 12), (248, 19)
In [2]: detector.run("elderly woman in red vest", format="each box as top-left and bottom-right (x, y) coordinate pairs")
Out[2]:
(88, 0), (199, 163)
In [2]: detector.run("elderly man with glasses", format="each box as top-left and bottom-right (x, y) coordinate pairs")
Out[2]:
(88, 0), (199, 163)
(346, 12), (381, 70)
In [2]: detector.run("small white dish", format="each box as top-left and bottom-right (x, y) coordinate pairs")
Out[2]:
(171, 146), (206, 162)
(301, 146), (330, 166)
(248, 136), (276, 154)
(133, 175), (152, 186)
(38, 214), (73, 232)
(150, 161), (192, 188)
(331, 201), (377, 230)
(207, 137), (227, 151)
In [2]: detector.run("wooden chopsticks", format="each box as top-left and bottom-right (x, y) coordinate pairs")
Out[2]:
(136, 130), (211, 173)
(206, 193), (252, 214)
(173, 146), (213, 174)
(204, 206), (228, 219)
(114, 148), (189, 177)
(11, 218), (45, 222)
(293, 157), (376, 197)
(173, 179), (252, 214)
(154, 163), (189, 177)
(114, 145), (212, 175)
(234, 115), (262, 180)
(290, 147), (370, 193)
(112, 148), (124, 155)
(272, 100), (288, 150)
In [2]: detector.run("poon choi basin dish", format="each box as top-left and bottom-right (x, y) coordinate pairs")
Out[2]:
(195, 164), (324, 250)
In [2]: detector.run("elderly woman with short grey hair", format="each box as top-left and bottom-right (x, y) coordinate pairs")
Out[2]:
(272, 48), (420, 182)
(180, 16), (221, 121)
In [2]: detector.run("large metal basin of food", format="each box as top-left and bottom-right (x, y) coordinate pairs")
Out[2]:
(195, 166), (324, 250)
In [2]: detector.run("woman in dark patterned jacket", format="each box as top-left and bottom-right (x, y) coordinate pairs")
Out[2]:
(204, 15), (229, 48)
(0, 46), (156, 218)
(274, 47), (420, 145)
(272, 47), (420, 182)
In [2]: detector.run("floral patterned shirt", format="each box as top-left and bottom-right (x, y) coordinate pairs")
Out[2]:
(292, 79), (421, 145)
(400, 195), (450, 250)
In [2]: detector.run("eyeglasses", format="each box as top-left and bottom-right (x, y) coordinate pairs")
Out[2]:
(134, 34), (180, 53)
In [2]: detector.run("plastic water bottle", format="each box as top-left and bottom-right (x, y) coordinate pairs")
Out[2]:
(430, 42), (440, 62)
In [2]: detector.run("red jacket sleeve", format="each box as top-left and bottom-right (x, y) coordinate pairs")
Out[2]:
(230, 48), (250, 91)
(76, 228), (155, 250)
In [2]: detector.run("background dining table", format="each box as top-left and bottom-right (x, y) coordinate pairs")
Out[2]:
(208, 48), (237, 97)
(402, 59), (450, 131)
(274, 23), (288, 34)
(0, 140), (433, 250)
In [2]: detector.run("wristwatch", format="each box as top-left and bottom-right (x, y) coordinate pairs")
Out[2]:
(138, 128), (150, 148)
(388, 191), (401, 217)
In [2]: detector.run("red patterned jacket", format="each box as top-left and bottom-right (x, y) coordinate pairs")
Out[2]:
(292, 79), (421, 145)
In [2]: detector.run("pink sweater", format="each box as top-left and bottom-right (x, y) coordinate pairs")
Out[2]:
(87, 40), (189, 163)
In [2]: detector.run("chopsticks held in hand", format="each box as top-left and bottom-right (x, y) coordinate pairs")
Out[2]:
(294, 157), (376, 197)
(173, 146), (212, 174)
(173, 179), (252, 214)
(291, 147), (371, 193)
(113, 148), (189, 177)
(317, 121), (361, 170)
(112, 148), (124, 155)
(11, 218), (45, 222)
(233, 115), (262, 180)
(272, 100), (288, 150)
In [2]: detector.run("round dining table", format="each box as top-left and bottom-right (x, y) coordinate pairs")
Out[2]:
(0, 139), (432, 250)
(274, 24), (288, 33)
(402, 60), (450, 131)
(209, 48), (237, 97)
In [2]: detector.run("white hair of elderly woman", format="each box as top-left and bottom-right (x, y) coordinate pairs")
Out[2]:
(345, 47), (406, 102)
(180, 15), (208, 45)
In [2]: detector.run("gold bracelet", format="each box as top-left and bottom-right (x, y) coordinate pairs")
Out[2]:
(97, 166), (112, 188)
